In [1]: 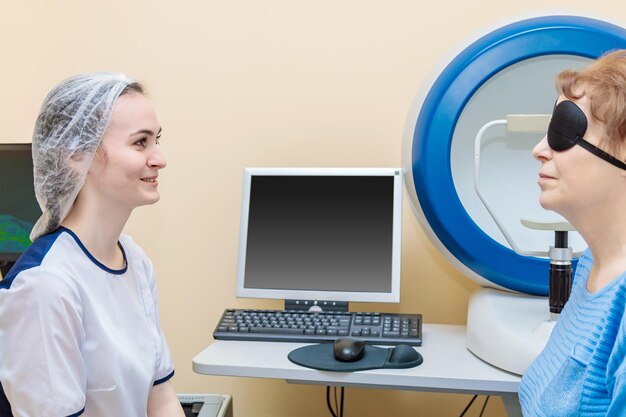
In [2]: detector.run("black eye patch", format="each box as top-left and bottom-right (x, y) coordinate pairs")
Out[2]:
(546, 99), (626, 170)
(547, 100), (588, 151)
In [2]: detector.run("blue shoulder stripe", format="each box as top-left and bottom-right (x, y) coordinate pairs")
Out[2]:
(0, 228), (64, 290)
(0, 381), (12, 417)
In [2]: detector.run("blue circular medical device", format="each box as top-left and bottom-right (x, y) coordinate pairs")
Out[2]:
(408, 16), (626, 295)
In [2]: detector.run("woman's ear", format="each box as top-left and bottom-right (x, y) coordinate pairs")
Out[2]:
(90, 146), (108, 164)
(67, 147), (105, 174)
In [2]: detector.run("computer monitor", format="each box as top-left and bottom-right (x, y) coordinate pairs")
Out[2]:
(0, 143), (40, 277)
(236, 167), (402, 310)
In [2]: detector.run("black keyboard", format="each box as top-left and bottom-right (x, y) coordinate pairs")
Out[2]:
(213, 309), (422, 346)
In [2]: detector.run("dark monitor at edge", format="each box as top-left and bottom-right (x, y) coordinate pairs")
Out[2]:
(0, 143), (40, 276)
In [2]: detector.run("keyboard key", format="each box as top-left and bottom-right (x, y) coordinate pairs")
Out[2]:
(250, 327), (304, 335)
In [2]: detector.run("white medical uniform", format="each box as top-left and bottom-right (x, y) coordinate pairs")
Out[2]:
(0, 227), (175, 417)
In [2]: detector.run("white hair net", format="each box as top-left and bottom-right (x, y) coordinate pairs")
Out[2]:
(30, 73), (136, 241)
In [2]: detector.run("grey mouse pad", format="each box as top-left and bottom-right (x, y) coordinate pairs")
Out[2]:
(288, 343), (423, 372)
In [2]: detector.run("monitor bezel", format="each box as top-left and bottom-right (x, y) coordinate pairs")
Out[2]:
(235, 167), (402, 303)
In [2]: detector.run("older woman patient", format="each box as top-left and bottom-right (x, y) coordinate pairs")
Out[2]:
(520, 50), (626, 416)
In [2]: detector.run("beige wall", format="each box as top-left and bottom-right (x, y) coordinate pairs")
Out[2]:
(3, 1), (626, 416)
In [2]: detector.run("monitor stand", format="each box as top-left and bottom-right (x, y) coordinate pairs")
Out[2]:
(285, 300), (349, 312)
(0, 261), (15, 279)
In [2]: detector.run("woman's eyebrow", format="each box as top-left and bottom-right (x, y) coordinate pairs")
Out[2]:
(130, 127), (163, 136)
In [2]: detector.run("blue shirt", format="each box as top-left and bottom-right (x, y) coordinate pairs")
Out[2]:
(519, 249), (626, 416)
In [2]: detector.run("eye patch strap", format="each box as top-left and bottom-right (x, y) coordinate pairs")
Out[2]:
(576, 138), (626, 170)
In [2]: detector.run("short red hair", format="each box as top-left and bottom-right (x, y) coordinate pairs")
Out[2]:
(556, 49), (626, 155)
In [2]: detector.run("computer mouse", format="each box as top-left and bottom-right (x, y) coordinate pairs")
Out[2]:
(388, 344), (421, 364)
(333, 338), (366, 362)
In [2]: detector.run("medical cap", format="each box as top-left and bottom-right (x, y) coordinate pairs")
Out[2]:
(30, 73), (135, 241)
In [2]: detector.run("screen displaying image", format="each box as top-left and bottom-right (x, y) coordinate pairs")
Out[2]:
(0, 144), (40, 261)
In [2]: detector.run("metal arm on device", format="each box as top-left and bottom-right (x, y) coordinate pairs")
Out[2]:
(474, 115), (552, 256)
(474, 114), (574, 316)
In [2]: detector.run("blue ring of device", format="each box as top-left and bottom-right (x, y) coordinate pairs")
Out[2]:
(410, 15), (626, 295)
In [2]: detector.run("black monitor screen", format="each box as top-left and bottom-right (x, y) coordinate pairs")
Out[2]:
(245, 175), (394, 292)
(0, 144), (40, 262)
(236, 168), (403, 303)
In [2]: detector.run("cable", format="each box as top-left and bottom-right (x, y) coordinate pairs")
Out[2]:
(329, 386), (483, 417)
(326, 386), (337, 417)
(339, 387), (345, 417)
(458, 395), (478, 417)
(325, 386), (345, 417)
(479, 396), (490, 417)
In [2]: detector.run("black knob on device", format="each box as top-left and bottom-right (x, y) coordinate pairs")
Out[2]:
(549, 263), (572, 314)
(548, 231), (573, 316)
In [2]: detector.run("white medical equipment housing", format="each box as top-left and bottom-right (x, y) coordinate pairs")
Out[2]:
(405, 15), (626, 296)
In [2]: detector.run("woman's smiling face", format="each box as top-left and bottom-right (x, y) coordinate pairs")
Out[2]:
(86, 91), (166, 211)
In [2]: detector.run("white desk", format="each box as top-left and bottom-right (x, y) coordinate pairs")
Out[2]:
(193, 324), (522, 416)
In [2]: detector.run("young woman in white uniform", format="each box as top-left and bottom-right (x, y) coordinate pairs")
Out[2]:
(0, 74), (185, 417)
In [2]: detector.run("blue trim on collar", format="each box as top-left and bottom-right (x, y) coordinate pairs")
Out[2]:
(58, 227), (127, 275)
